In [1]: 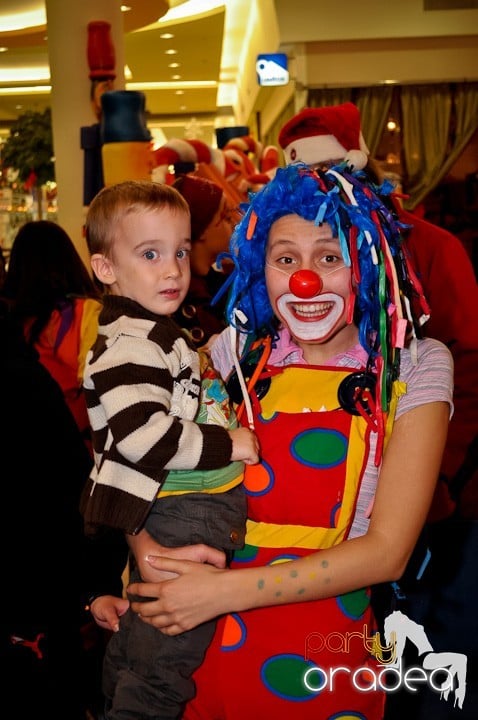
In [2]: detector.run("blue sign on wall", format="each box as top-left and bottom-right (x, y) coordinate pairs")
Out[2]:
(256, 53), (289, 86)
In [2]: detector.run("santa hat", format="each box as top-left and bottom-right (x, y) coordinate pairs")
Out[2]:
(278, 103), (369, 170)
(173, 175), (223, 242)
(152, 138), (225, 184)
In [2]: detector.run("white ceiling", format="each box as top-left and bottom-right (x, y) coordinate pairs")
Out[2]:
(0, 0), (236, 141)
(2, 0), (478, 146)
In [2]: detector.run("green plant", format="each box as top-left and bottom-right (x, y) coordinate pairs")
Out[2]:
(1, 108), (55, 219)
(1, 107), (55, 185)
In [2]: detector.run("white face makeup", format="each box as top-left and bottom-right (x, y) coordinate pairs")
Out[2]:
(276, 291), (346, 342)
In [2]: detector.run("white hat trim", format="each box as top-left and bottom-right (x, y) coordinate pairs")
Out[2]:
(284, 133), (369, 167)
(284, 134), (348, 165)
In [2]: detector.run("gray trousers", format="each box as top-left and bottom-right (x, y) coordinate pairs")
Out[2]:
(103, 485), (246, 720)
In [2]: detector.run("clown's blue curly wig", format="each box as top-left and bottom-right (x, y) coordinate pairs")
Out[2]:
(221, 162), (428, 362)
(215, 162), (431, 415)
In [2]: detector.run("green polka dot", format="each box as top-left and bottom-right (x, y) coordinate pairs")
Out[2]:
(337, 587), (370, 619)
(233, 544), (258, 562)
(292, 429), (347, 469)
(261, 654), (317, 701)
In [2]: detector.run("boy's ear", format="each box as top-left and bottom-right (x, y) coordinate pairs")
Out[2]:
(90, 253), (116, 286)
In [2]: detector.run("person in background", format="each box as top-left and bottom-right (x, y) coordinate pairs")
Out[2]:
(278, 102), (478, 719)
(80, 180), (259, 720)
(0, 300), (125, 720)
(172, 173), (242, 347)
(1, 220), (102, 455)
(126, 162), (452, 719)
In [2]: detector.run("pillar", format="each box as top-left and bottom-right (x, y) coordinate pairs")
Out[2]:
(45, 0), (125, 268)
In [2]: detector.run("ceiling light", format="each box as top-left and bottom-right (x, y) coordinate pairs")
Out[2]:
(157, 0), (224, 23)
(172, 75), (181, 80)
(175, 90), (184, 95)
(127, 81), (216, 91)
(165, 49), (178, 55)
(1, 9), (46, 32)
(0, 48), (8, 54)
(168, 62), (180, 68)
(160, 33), (175, 40)
(120, 5), (131, 12)
(0, 67), (50, 83)
(0, 86), (51, 95)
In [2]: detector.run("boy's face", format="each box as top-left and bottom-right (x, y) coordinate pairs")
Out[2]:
(92, 207), (192, 316)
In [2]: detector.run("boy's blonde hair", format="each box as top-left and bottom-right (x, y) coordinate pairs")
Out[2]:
(86, 180), (190, 257)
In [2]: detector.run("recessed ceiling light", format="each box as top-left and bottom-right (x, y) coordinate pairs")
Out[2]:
(0, 48), (8, 53)
(0, 86), (51, 95)
(168, 62), (180, 68)
(0, 67), (50, 82)
(1, 9), (46, 31)
(172, 75), (181, 80)
(160, 33), (174, 40)
(175, 90), (184, 95)
(120, 5), (131, 12)
(165, 49), (178, 55)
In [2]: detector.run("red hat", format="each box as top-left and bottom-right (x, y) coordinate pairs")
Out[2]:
(278, 102), (369, 170)
(173, 175), (223, 242)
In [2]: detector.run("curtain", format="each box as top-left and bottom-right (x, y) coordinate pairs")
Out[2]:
(307, 86), (392, 159)
(307, 87), (352, 108)
(355, 86), (393, 157)
(400, 82), (478, 210)
(400, 84), (452, 210)
(271, 82), (478, 209)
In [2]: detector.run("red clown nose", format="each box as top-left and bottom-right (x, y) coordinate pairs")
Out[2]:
(289, 269), (322, 298)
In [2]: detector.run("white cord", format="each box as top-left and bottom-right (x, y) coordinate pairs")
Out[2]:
(229, 310), (255, 429)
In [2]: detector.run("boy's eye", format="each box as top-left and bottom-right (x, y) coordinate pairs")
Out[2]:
(143, 249), (158, 260)
(177, 248), (190, 260)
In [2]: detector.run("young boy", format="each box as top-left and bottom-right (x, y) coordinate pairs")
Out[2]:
(80, 180), (259, 720)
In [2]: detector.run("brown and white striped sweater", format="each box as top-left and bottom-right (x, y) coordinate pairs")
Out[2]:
(80, 295), (232, 535)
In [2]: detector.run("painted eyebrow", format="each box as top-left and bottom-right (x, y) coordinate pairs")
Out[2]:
(268, 237), (338, 250)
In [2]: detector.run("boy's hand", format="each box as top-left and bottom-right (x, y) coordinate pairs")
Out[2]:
(90, 595), (129, 633)
(229, 426), (260, 465)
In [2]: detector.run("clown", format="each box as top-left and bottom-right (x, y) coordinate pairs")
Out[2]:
(108, 163), (453, 720)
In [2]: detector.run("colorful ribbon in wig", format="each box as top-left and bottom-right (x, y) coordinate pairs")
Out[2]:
(220, 162), (430, 426)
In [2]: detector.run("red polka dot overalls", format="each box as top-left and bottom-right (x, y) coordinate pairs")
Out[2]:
(185, 364), (386, 720)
